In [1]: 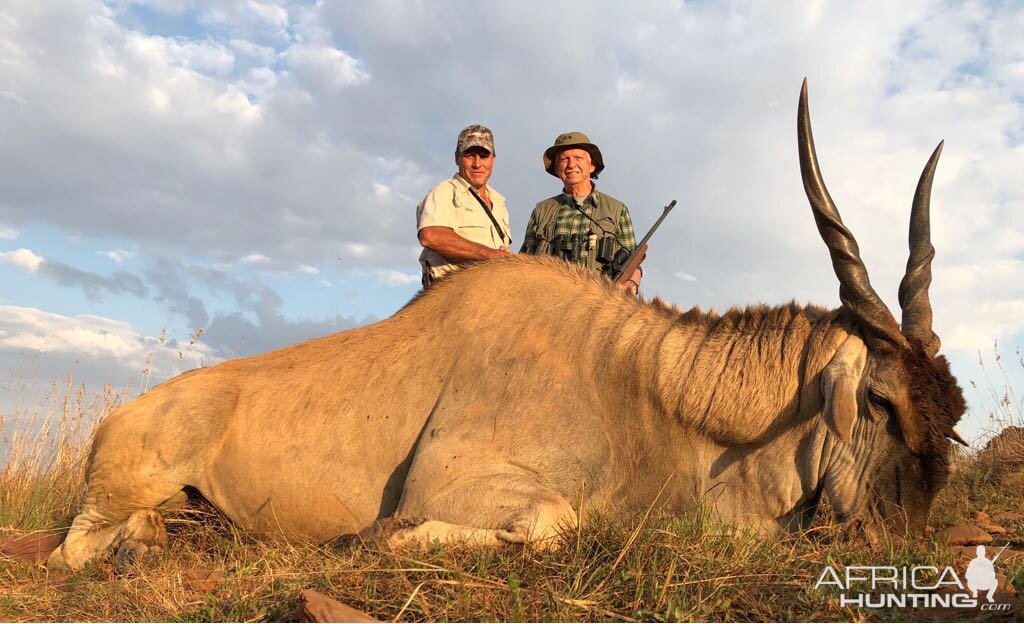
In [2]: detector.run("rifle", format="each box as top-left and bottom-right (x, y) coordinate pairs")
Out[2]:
(610, 199), (677, 284)
(991, 544), (1009, 564)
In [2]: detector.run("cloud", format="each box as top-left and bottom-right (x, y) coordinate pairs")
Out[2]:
(0, 248), (43, 272)
(126, 32), (236, 77)
(373, 270), (419, 286)
(0, 0), (1022, 430)
(2, 246), (148, 301)
(241, 253), (270, 265)
(245, 1), (288, 30)
(100, 248), (136, 263)
(193, 1), (292, 43)
(0, 305), (216, 413)
(38, 261), (149, 300)
(1, 317), (143, 359)
(144, 260), (211, 330)
(615, 75), (644, 99)
(933, 260), (1024, 351)
(202, 309), (362, 359)
(144, 261), (368, 357)
(0, 227), (18, 240)
(282, 43), (370, 90)
(229, 39), (275, 66)
(341, 243), (371, 258)
(4, 245), (370, 366)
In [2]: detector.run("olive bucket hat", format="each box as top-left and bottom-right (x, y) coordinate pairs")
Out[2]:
(543, 131), (605, 179)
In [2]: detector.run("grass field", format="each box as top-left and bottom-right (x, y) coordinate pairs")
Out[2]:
(1, 372), (1021, 622)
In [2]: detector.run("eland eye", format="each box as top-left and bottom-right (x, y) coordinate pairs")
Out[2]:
(868, 389), (891, 411)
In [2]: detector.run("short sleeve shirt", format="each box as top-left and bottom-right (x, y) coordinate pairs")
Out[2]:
(417, 174), (511, 278)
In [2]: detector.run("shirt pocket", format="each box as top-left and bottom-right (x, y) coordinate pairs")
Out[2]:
(594, 214), (618, 237)
(456, 196), (493, 229)
(455, 224), (492, 246)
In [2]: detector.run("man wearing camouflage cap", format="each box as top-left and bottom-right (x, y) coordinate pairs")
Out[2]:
(416, 124), (512, 287)
(520, 132), (642, 293)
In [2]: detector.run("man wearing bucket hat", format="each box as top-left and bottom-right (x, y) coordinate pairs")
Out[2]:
(520, 131), (642, 293)
(416, 124), (512, 287)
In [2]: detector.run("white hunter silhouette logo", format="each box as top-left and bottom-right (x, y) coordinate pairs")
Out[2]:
(965, 545), (1006, 603)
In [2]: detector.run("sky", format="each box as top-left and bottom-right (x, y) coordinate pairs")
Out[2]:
(1, 0), (1022, 447)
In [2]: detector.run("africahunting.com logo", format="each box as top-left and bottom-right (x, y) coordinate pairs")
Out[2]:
(814, 545), (1012, 612)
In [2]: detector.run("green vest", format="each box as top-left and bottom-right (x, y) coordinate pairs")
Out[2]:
(529, 192), (624, 272)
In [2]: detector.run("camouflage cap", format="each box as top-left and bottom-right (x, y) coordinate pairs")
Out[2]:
(543, 131), (604, 179)
(455, 124), (495, 155)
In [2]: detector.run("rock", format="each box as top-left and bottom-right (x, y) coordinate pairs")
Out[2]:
(992, 571), (1017, 597)
(992, 511), (1024, 523)
(935, 524), (994, 546)
(299, 589), (378, 623)
(978, 522), (1008, 536)
(950, 545), (975, 559)
(183, 569), (224, 592)
(974, 511), (992, 524)
(1004, 548), (1023, 564)
(0, 532), (63, 565)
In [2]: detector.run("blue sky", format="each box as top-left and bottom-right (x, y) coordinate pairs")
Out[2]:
(1, 0), (1022, 446)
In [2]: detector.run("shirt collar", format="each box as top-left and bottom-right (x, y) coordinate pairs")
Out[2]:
(561, 184), (600, 207)
(452, 173), (503, 203)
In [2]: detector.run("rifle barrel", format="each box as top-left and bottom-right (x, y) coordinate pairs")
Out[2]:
(634, 200), (676, 249)
(992, 544), (1009, 563)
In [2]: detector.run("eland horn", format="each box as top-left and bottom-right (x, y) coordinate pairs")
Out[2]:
(797, 79), (908, 349)
(947, 427), (969, 447)
(898, 142), (943, 358)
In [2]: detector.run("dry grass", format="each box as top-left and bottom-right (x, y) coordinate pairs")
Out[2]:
(1, 376), (129, 532)
(0, 506), (976, 622)
(0, 371), (1022, 622)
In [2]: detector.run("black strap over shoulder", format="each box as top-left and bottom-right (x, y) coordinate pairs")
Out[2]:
(469, 188), (511, 246)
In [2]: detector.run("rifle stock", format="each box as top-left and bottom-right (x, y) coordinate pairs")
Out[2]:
(613, 244), (647, 284)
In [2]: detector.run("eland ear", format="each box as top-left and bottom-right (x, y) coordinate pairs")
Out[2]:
(821, 335), (868, 444)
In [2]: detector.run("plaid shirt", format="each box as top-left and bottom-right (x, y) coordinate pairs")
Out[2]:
(520, 190), (637, 263)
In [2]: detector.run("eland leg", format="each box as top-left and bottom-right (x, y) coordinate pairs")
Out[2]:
(48, 447), (188, 570)
(48, 495), (181, 570)
(47, 507), (124, 570)
(380, 463), (577, 550)
(110, 509), (169, 570)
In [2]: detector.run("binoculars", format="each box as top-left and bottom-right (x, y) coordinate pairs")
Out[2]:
(549, 234), (584, 262)
(549, 234), (629, 277)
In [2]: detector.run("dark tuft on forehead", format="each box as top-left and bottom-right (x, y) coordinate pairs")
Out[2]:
(900, 344), (967, 493)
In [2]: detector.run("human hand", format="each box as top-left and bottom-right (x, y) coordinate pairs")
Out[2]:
(615, 268), (641, 292)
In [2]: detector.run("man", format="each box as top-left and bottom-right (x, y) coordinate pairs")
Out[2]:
(965, 545), (999, 603)
(417, 124), (512, 287)
(520, 132), (642, 293)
